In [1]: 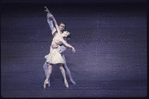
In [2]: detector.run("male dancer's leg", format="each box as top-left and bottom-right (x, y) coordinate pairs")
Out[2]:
(62, 54), (76, 85)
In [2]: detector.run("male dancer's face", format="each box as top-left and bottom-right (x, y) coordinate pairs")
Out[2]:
(59, 23), (66, 32)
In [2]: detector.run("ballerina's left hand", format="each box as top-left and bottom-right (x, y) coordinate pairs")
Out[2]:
(72, 47), (76, 53)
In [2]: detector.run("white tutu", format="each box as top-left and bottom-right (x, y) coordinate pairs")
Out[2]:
(45, 47), (65, 64)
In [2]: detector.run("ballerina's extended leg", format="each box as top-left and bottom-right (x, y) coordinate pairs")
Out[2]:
(62, 55), (76, 85)
(43, 64), (52, 89)
(59, 64), (69, 88)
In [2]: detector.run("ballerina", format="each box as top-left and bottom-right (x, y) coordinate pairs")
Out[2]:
(43, 10), (76, 89)
(43, 6), (76, 88)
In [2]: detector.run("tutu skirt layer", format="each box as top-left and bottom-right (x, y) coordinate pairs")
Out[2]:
(45, 48), (65, 64)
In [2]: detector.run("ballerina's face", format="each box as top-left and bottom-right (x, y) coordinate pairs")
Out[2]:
(62, 31), (70, 37)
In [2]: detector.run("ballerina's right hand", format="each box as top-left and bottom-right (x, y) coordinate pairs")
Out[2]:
(44, 6), (50, 13)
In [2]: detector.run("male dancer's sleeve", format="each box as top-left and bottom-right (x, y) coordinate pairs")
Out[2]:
(59, 35), (70, 54)
(47, 13), (57, 35)
(59, 44), (67, 54)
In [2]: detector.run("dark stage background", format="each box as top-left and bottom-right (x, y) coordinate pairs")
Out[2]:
(1, 1), (147, 98)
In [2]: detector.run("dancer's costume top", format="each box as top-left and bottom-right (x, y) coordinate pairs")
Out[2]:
(45, 41), (65, 64)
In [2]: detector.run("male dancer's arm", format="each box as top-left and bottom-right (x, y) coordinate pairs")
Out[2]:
(46, 9), (68, 54)
(58, 44), (67, 54)
(47, 13), (57, 36)
(47, 13), (68, 54)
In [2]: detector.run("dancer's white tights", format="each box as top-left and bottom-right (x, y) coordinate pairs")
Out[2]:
(43, 63), (67, 82)
(45, 64), (52, 81)
(43, 61), (74, 82)
(58, 64), (67, 82)
(62, 55), (73, 81)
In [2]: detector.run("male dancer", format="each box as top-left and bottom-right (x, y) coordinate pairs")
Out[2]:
(43, 6), (76, 87)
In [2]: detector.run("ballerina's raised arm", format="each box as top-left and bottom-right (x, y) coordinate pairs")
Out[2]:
(47, 15), (61, 35)
(44, 6), (50, 13)
(45, 7), (76, 53)
(44, 6), (61, 34)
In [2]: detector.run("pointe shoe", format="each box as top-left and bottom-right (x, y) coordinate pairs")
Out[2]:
(70, 80), (76, 85)
(43, 80), (49, 89)
(64, 81), (69, 88)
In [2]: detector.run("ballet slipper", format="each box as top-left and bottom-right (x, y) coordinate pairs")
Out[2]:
(64, 81), (69, 88)
(43, 80), (49, 89)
